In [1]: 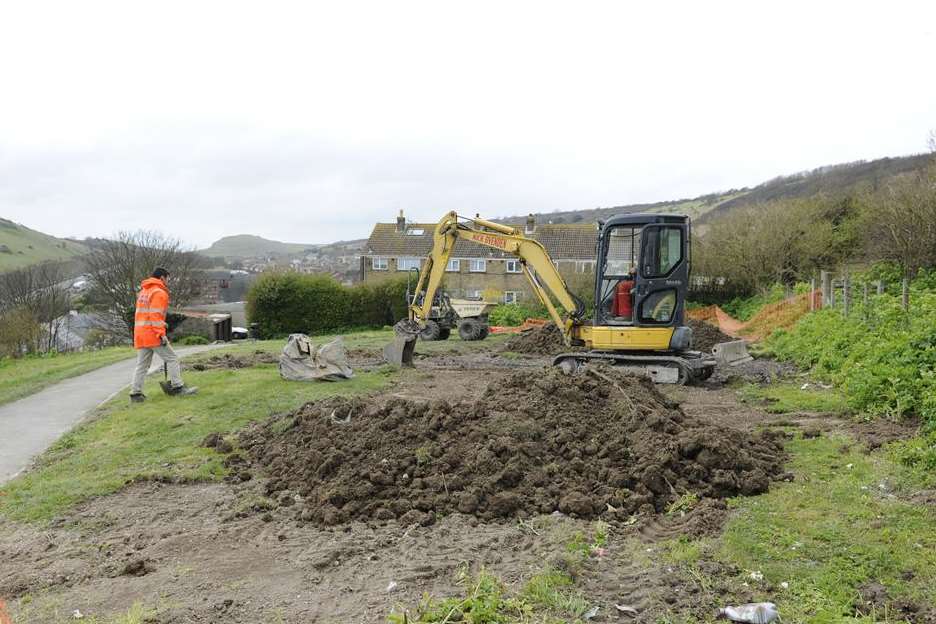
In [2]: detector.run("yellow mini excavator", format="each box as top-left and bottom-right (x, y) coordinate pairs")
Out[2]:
(384, 211), (717, 384)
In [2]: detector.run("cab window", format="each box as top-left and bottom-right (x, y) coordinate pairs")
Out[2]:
(641, 226), (683, 278)
(638, 289), (677, 323)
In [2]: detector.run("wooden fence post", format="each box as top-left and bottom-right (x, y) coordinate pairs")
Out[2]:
(863, 282), (869, 318)
(843, 270), (850, 317)
(876, 281), (885, 295)
(902, 277), (910, 312)
(810, 278), (817, 311)
(821, 271), (831, 308)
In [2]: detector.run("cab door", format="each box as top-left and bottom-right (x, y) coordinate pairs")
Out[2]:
(634, 223), (688, 327)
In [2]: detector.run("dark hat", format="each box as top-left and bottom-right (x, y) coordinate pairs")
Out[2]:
(152, 267), (170, 279)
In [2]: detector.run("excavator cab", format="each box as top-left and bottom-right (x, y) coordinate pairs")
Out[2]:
(595, 214), (689, 330)
(555, 214), (717, 383)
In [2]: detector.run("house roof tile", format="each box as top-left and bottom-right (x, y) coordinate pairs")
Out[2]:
(365, 222), (597, 260)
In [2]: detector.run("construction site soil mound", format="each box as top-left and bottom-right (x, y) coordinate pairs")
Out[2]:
(239, 367), (785, 526)
(688, 319), (735, 352)
(502, 323), (567, 354)
(191, 351), (278, 370)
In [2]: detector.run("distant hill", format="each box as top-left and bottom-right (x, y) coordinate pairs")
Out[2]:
(0, 218), (88, 273)
(497, 153), (933, 226)
(201, 234), (319, 259)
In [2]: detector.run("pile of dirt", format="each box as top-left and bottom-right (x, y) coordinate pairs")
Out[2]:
(239, 366), (785, 526)
(688, 319), (735, 352)
(502, 323), (566, 354)
(191, 351), (278, 371)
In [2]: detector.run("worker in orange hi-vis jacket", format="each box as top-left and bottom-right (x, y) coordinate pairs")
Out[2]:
(129, 267), (198, 403)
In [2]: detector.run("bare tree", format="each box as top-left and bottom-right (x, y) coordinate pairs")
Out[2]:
(0, 261), (71, 353)
(865, 164), (936, 277)
(83, 231), (208, 337)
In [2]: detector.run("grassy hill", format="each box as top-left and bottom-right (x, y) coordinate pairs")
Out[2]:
(0, 218), (88, 273)
(497, 153), (933, 226)
(201, 234), (318, 259)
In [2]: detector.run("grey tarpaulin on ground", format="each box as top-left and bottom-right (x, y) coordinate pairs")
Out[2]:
(279, 334), (354, 382)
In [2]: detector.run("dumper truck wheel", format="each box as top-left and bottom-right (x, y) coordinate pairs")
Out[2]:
(438, 328), (451, 340)
(478, 324), (490, 340)
(419, 320), (442, 341)
(458, 318), (482, 340)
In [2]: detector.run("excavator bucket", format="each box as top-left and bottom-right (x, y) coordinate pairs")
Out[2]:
(711, 340), (753, 366)
(383, 320), (420, 368)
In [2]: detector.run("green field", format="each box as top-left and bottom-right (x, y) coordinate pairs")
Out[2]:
(0, 218), (87, 272)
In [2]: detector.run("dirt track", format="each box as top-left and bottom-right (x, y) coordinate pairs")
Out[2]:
(0, 346), (850, 624)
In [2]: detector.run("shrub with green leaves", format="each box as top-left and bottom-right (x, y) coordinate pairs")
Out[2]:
(765, 292), (936, 424)
(246, 272), (409, 338)
(487, 303), (547, 326)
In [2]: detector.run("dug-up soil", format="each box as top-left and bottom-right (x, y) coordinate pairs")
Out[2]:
(240, 366), (786, 526)
(501, 322), (566, 354)
(190, 351), (279, 370)
(688, 318), (735, 353)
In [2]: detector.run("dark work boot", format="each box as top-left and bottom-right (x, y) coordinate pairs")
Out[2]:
(130, 393), (146, 404)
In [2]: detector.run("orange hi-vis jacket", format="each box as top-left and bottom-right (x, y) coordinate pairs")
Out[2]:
(134, 277), (170, 349)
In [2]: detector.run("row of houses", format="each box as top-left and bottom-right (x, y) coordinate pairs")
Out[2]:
(361, 211), (598, 303)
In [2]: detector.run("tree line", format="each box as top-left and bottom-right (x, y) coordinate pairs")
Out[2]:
(695, 155), (936, 295)
(0, 231), (205, 357)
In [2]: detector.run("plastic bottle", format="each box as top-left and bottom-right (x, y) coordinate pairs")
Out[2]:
(717, 602), (780, 623)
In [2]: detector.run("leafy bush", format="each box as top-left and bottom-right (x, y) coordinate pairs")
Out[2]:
(765, 292), (936, 423)
(177, 335), (210, 345)
(246, 272), (409, 338)
(488, 303), (547, 326)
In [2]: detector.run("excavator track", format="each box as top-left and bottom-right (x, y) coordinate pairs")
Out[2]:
(552, 351), (716, 385)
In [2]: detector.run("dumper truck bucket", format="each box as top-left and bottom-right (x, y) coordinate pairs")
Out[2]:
(711, 340), (753, 366)
(383, 320), (420, 368)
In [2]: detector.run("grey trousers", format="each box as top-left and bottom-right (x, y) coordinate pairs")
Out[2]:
(130, 344), (183, 394)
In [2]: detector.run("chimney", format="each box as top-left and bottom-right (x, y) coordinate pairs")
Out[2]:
(396, 209), (406, 232)
(525, 213), (535, 234)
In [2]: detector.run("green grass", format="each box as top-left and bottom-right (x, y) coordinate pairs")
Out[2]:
(208, 329), (509, 358)
(0, 217), (87, 272)
(389, 565), (592, 624)
(0, 357), (395, 523)
(0, 347), (135, 406)
(389, 522), (603, 624)
(739, 381), (850, 415)
(672, 433), (936, 623)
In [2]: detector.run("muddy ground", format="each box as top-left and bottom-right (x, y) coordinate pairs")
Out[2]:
(0, 345), (914, 623)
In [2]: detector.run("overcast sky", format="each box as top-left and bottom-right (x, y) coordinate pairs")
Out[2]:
(0, 1), (934, 248)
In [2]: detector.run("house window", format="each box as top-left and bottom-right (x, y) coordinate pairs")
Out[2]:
(465, 289), (482, 300)
(372, 256), (388, 271)
(406, 228), (425, 236)
(577, 261), (595, 273)
(398, 257), (422, 271)
(446, 259), (460, 272)
(505, 259), (522, 273)
(469, 259), (486, 273)
(504, 291), (520, 304)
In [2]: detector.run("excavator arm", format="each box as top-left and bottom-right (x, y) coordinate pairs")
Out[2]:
(384, 211), (585, 366)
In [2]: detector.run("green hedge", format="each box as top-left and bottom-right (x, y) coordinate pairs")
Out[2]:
(488, 303), (547, 326)
(246, 272), (409, 337)
(765, 292), (936, 424)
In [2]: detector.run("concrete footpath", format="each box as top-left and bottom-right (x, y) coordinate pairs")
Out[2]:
(0, 344), (226, 484)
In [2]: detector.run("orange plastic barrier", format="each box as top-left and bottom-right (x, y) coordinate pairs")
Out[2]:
(0, 599), (12, 624)
(489, 317), (548, 334)
(689, 290), (820, 342)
